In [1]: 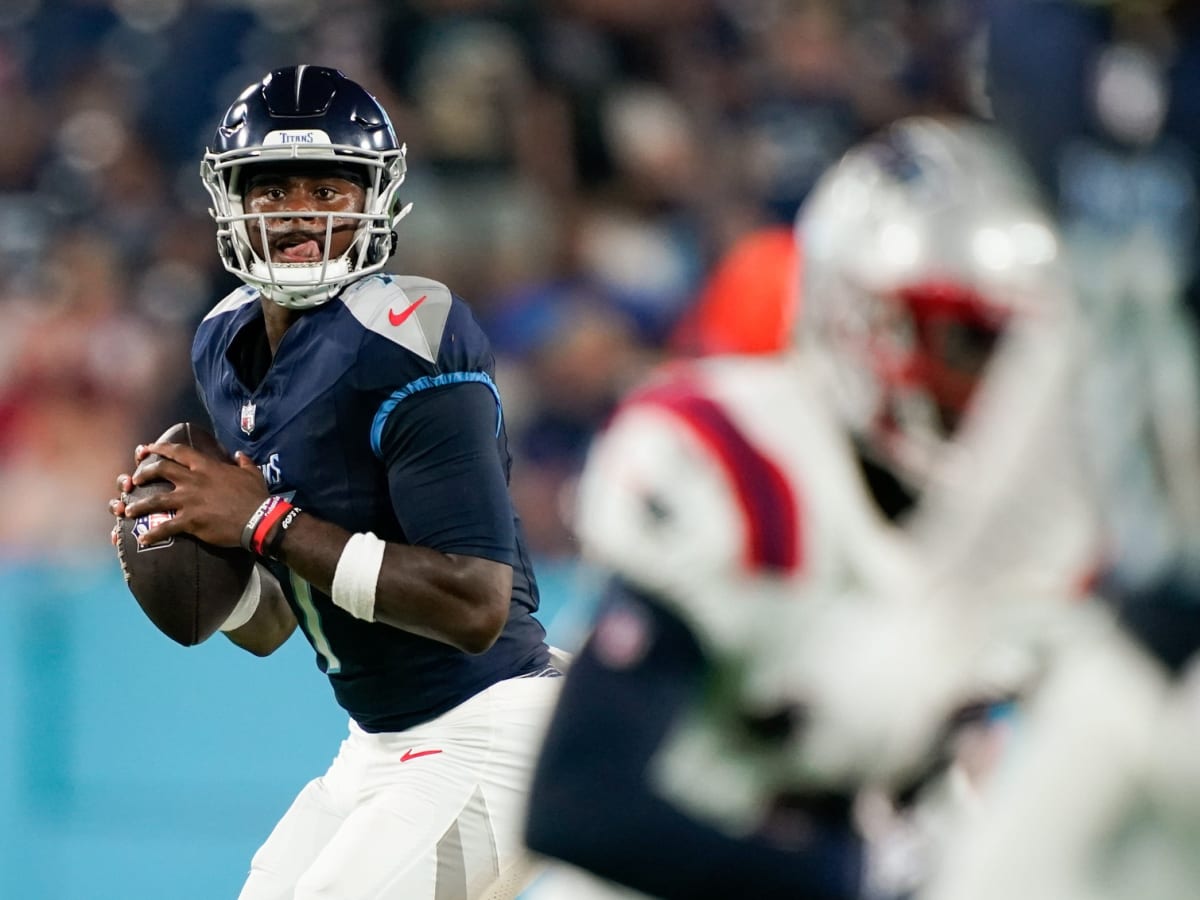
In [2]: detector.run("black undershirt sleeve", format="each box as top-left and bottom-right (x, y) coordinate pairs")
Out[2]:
(524, 581), (866, 900)
(375, 381), (516, 564)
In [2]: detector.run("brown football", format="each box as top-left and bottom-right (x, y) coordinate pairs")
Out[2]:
(115, 421), (255, 646)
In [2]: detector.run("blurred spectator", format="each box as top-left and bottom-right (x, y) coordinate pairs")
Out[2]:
(486, 278), (655, 559)
(379, 6), (569, 303)
(0, 231), (187, 557)
(668, 223), (799, 356)
(0, 0), (992, 565)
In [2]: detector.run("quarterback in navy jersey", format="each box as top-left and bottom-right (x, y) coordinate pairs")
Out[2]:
(111, 66), (559, 900)
(191, 274), (549, 731)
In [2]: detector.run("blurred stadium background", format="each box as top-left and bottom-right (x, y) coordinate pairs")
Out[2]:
(0, 0), (1186, 897)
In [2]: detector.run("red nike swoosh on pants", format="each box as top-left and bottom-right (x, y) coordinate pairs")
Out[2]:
(388, 295), (427, 327)
(400, 748), (443, 762)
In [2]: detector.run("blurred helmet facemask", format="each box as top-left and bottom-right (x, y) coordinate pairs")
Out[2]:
(797, 117), (1070, 496)
(200, 65), (412, 309)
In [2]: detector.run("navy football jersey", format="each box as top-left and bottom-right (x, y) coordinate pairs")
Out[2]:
(192, 273), (550, 731)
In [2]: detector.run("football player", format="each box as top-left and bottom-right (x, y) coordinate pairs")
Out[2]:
(523, 116), (1100, 900)
(109, 66), (560, 900)
(919, 3), (1200, 897)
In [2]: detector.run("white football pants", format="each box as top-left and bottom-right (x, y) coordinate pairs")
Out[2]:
(237, 674), (561, 900)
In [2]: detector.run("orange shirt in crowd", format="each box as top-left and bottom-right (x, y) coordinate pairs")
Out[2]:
(669, 225), (800, 357)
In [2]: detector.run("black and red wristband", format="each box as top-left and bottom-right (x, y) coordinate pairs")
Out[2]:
(241, 496), (305, 559)
(261, 504), (303, 560)
(240, 496), (280, 553)
(250, 497), (293, 556)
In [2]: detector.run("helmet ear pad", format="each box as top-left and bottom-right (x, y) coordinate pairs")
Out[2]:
(217, 233), (237, 263)
(372, 230), (398, 264)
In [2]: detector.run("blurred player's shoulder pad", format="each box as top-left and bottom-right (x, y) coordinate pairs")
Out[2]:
(575, 355), (912, 653)
(338, 274), (455, 363)
(576, 357), (798, 589)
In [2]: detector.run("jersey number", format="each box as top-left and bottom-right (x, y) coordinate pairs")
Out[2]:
(289, 571), (342, 673)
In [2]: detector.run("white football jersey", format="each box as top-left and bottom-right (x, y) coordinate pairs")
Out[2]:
(574, 349), (1100, 821)
(577, 353), (913, 652)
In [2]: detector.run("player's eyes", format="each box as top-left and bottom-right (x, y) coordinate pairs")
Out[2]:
(248, 183), (348, 203)
(314, 185), (350, 201)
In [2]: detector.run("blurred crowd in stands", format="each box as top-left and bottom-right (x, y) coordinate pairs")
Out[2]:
(0, 0), (988, 559)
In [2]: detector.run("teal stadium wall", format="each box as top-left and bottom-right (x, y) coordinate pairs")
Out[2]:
(0, 556), (596, 900)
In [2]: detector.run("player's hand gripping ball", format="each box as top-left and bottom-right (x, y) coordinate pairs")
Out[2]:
(115, 422), (255, 646)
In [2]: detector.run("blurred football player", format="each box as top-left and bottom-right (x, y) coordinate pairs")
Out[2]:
(919, 3), (1200, 898)
(108, 66), (560, 900)
(523, 115), (1100, 900)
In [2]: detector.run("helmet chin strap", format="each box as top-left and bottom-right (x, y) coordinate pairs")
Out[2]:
(250, 259), (354, 309)
(264, 289), (336, 310)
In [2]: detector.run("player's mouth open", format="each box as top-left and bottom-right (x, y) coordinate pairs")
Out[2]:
(273, 235), (324, 262)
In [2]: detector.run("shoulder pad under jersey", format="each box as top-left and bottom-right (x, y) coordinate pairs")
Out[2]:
(337, 274), (454, 364)
(576, 366), (803, 650)
(202, 285), (258, 322)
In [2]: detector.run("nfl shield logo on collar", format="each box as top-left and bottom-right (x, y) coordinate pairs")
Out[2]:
(240, 401), (257, 435)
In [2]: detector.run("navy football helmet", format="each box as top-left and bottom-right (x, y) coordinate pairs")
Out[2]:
(200, 65), (412, 308)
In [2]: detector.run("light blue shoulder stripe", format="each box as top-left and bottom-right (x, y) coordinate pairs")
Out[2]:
(370, 372), (503, 458)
